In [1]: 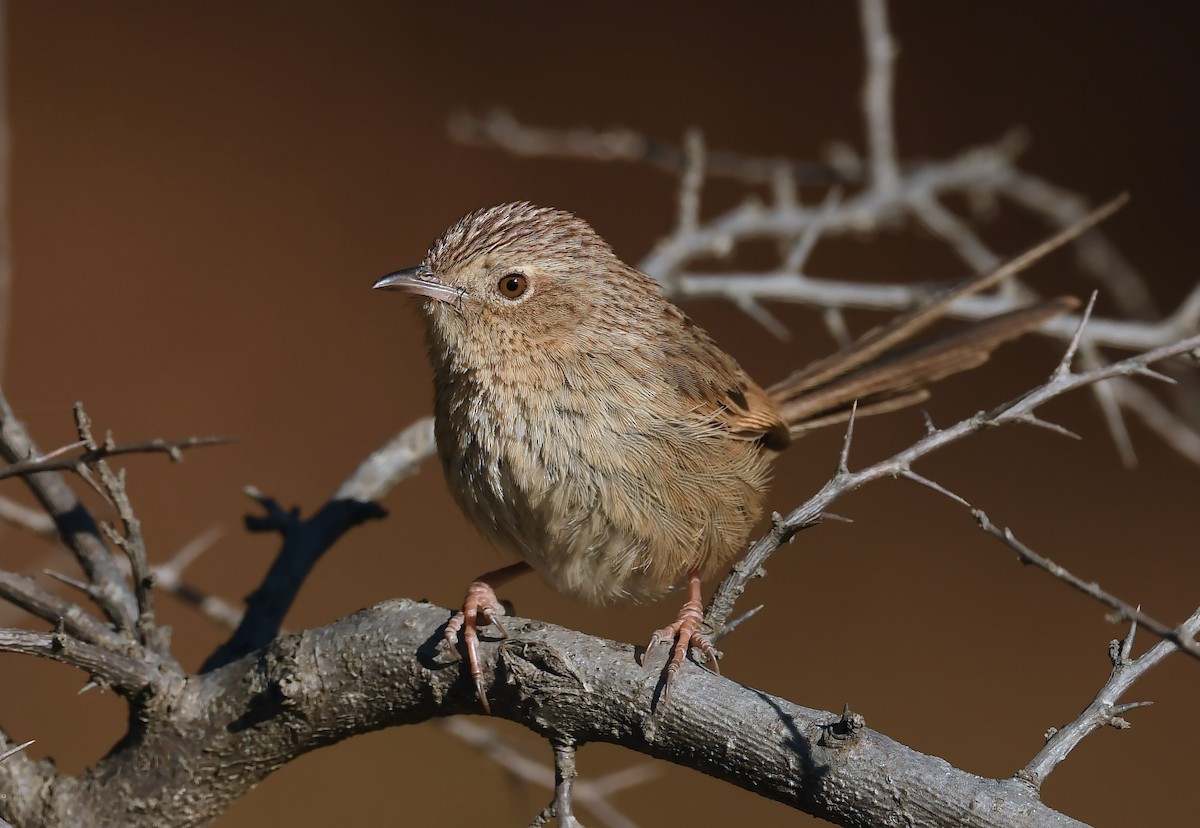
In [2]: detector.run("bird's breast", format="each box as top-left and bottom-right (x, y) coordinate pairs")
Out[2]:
(432, 353), (772, 606)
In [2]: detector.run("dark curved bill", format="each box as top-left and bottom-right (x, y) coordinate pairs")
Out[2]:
(373, 266), (461, 303)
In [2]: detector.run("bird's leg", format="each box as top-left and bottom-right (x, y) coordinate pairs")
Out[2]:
(644, 572), (719, 704)
(444, 561), (531, 714)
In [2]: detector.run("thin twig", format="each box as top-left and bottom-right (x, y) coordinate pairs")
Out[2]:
(448, 108), (846, 188)
(204, 416), (437, 671)
(706, 331), (1200, 633)
(0, 434), (231, 481)
(0, 495), (55, 539)
(0, 572), (123, 648)
(0, 388), (138, 631)
(0, 628), (161, 694)
(973, 510), (1200, 661)
(72, 404), (173, 664)
(441, 719), (656, 827)
(859, 0), (900, 197)
(1020, 605), (1200, 788)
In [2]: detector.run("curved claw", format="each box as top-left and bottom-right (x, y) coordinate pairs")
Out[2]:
(443, 579), (509, 715)
(644, 572), (720, 705)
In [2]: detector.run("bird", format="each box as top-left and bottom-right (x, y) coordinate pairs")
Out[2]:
(375, 199), (1113, 712)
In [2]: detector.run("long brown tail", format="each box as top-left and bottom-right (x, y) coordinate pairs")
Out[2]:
(767, 195), (1125, 434)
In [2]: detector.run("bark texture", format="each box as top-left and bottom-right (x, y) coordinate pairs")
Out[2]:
(0, 600), (1084, 828)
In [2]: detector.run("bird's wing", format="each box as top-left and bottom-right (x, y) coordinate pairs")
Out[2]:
(659, 302), (791, 451)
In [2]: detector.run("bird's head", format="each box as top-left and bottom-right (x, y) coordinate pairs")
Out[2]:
(375, 202), (663, 357)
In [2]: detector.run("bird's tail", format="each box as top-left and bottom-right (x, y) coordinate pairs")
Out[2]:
(767, 195), (1125, 435)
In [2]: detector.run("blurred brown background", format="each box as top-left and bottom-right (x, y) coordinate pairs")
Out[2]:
(1, 2), (1197, 826)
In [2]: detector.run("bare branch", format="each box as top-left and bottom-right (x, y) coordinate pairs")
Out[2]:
(0, 495), (55, 539)
(706, 331), (1200, 633)
(910, 193), (1001, 276)
(973, 510), (1200, 661)
(0, 628), (161, 694)
(859, 0), (900, 197)
(0, 740), (33, 765)
(1107, 377), (1200, 465)
(14, 599), (1088, 827)
(440, 719), (651, 828)
(1021, 606), (1200, 788)
(674, 128), (705, 239)
(448, 108), (844, 188)
(0, 572), (123, 648)
(530, 741), (585, 828)
(332, 416), (435, 502)
(203, 416), (437, 670)
(72, 404), (174, 664)
(0, 387), (137, 631)
(0, 433), (231, 482)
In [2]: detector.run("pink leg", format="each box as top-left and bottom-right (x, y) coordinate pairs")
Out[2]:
(444, 561), (531, 713)
(644, 572), (719, 704)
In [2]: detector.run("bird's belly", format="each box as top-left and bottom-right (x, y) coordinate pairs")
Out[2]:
(435, 380), (771, 606)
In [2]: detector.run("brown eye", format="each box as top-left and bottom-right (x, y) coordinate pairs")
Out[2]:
(497, 273), (528, 299)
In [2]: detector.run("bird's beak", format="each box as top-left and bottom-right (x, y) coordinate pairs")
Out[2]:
(373, 265), (461, 303)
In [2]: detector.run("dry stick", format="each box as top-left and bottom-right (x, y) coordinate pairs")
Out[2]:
(0, 740), (33, 766)
(448, 110), (1200, 360)
(973, 511), (1200, 660)
(202, 416), (437, 671)
(0, 434), (231, 481)
(680, 268), (1200, 349)
(448, 108), (846, 188)
(0, 495), (55, 538)
(0, 733), (37, 828)
(1020, 606), (1200, 789)
(0, 389), (137, 631)
(0, 572), (124, 648)
(0, 628), (161, 694)
(70, 403), (174, 664)
(705, 331), (1200, 637)
(1105, 376), (1200, 465)
(150, 527), (246, 629)
(548, 740), (584, 828)
(859, 0), (900, 198)
(884, 464), (1200, 770)
(441, 719), (652, 828)
(640, 131), (1025, 280)
(674, 128), (705, 239)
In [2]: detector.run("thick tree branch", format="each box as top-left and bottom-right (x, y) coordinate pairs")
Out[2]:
(14, 600), (1087, 828)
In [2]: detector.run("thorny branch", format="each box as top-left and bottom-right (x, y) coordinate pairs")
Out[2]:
(0, 432), (230, 482)
(1021, 606), (1200, 789)
(704, 329), (1200, 638)
(450, 0), (1200, 467)
(973, 510), (1200, 661)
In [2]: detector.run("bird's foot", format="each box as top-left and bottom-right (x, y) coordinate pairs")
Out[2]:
(643, 572), (718, 704)
(444, 580), (510, 714)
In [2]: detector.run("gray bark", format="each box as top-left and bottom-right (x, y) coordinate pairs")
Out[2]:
(0, 599), (1084, 828)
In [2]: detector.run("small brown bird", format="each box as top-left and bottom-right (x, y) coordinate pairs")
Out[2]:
(376, 200), (1106, 711)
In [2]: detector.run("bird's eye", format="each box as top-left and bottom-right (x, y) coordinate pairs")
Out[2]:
(497, 273), (528, 299)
